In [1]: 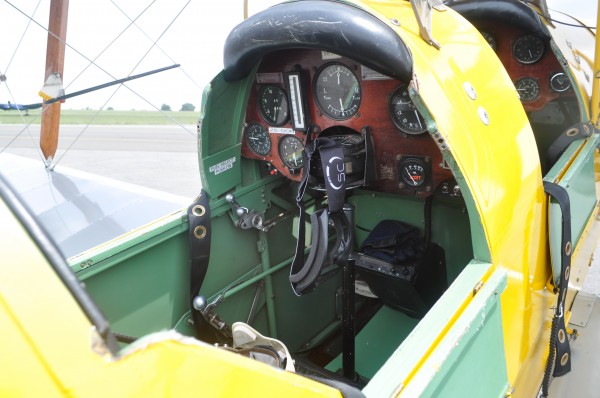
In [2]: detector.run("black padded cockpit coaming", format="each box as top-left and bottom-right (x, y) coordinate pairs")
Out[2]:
(447, 0), (550, 41)
(222, 0), (413, 82)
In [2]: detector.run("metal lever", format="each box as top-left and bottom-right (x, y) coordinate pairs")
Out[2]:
(193, 294), (232, 338)
(226, 193), (264, 230)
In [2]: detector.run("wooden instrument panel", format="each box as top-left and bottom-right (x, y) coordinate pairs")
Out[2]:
(473, 21), (575, 112)
(241, 49), (452, 197)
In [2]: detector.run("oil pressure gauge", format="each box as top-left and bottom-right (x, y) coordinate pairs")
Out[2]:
(550, 72), (571, 93)
(398, 157), (430, 190)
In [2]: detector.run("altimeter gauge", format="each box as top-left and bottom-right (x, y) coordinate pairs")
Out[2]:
(389, 84), (428, 135)
(245, 123), (271, 156)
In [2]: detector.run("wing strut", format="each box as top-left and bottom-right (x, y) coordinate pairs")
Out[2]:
(40, 0), (69, 166)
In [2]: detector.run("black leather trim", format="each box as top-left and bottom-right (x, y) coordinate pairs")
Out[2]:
(447, 0), (550, 40)
(223, 0), (412, 82)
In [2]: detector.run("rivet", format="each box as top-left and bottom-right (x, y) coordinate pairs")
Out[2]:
(463, 82), (477, 100)
(390, 18), (400, 26)
(478, 107), (490, 125)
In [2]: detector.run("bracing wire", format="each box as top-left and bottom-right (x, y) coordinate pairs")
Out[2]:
(110, 0), (203, 91)
(3, 0), (197, 138)
(52, 0), (195, 166)
(0, 0), (47, 162)
(3, 0), (43, 74)
(64, 0), (160, 92)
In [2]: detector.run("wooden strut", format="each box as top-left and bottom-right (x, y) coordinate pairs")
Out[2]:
(40, 0), (69, 165)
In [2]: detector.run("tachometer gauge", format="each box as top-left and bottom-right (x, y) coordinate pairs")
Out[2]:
(550, 72), (571, 93)
(480, 31), (497, 51)
(389, 84), (428, 135)
(314, 63), (361, 120)
(258, 85), (289, 126)
(513, 35), (544, 64)
(279, 135), (304, 169)
(515, 77), (541, 103)
(245, 123), (271, 156)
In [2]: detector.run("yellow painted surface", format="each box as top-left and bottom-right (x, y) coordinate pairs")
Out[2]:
(2, 1), (598, 397)
(0, 201), (342, 397)
(354, 0), (550, 393)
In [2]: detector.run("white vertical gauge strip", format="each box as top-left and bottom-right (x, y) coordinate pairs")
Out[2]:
(288, 73), (306, 130)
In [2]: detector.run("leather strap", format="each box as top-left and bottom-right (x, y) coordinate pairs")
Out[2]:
(543, 181), (572, 378)
(290, 137), (346, 295)
(188, 190), (221, 342)
(546, 123), (591, 168)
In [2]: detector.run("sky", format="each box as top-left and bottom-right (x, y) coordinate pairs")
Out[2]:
(0, 0), (596, 111)
(0, 0), (279, 111)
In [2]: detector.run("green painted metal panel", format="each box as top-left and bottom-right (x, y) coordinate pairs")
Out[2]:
(326, 305), (420, 378)
(198, 70), (257, 198)
(202, 145), (242, 199)
(363, 262), (505, 397)
(410, 268), (509, 398)
(72, 217), (190, 338)
(545, 134), (600, 285)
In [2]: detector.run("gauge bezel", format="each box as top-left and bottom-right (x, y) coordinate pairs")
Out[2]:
(512, 34), (545, 65)
(389, 84), (428, 135)
(549, 72), (572, 93)
(257, 85), (289, 126)
(397, 157), (431, 190)
(278, 135), (304, 169)
(515, 77), (541, 103)
(244, 123), (271, 156)
(313, 62), (362, 121)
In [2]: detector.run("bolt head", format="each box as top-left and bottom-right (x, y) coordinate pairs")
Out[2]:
(192, 296), (207, 311)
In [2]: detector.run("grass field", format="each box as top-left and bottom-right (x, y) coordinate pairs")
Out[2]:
(0, 109), (199, 125)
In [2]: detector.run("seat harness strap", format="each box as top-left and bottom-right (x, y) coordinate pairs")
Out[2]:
(188, 190), (227, 342)
(541, 181), (572, 396)
(290, 137), (346, 295)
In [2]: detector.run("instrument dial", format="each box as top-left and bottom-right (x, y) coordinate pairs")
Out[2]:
(279, 135), (304, 169)
(314, 63), (361, 120)
(389, 84), (428, 135)
(258, 85), (289, 126)
(245, 123), (271, 156)
(513, 35), (545, 64)
(515, 77), (541, 103)
(399, 158), (428, 188)
(550, 72), (571, 93)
